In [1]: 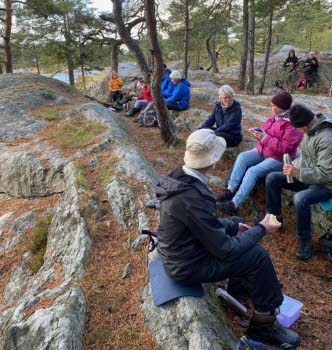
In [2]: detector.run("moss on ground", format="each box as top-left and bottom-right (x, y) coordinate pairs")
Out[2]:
(26, 211), (53, 273)
(48, 115), (106, 149)
(30, 104), (73, 121)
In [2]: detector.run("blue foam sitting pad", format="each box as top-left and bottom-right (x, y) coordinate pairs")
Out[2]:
(148, 257), (204, 306)
(319, 198), (332, 211)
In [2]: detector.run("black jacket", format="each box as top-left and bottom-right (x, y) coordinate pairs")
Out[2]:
(199, 100), (242, 139)
(304, 57), (319, 73)
(156, 167), (266, 282)
(283, 50), (298, 72)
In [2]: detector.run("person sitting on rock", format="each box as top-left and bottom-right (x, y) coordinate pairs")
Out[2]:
(161, 64), (173, 99)
(283, 49), (299, 86)
(108, 70), (124, 102)
(155, 128), (301, 348)
(125, 79), (153, 117)
(199, 85), (243, 147)
(304, 51), (319, 88)
(283, 49), (299, 72)
(216, 92), (303, 215)
(165, 70), (191, 111)
(127, 76), (142, 96)
(265, 105), (332, 261)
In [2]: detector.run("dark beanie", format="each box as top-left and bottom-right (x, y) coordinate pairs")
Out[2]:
(271, 92), (293, 110)
(289, 104), (315, 127)
(163, 63), (167, 68)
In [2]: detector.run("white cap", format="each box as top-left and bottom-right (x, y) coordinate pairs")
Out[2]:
(184, 129), (226, 169)
(309, 51), (315, 55)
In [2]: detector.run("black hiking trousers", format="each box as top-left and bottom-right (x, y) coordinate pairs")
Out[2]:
(215, 130), (242, 148)
(186, 225), (283, 313)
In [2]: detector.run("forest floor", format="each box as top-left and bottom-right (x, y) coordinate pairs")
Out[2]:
(116, 112), (332, 350)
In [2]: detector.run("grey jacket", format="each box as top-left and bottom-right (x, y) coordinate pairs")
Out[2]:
(294, 115), (332, 189)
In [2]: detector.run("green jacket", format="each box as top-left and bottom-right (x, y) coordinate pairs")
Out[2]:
(294, 115), (332, 189)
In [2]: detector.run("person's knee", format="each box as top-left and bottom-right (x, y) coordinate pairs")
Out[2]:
(266, 172), (281, 188)
(293, 191), (307, 207)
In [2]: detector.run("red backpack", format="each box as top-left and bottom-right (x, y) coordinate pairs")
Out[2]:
(296, 77), (307, 90)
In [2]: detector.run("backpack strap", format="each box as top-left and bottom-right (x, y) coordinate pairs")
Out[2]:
(141, 229), (158, 252)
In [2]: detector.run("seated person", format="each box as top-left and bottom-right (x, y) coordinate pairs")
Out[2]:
(283, 49), (298, 72)
(199, 85), (243, 147)
(156, 128), (300, 347)
(125, 79), (153, 117)
(265, 105), (332, 261)
(283, 49), (299, 85)
(108, 70), (124, 102)
(304, 51), (319, 88)
(216, 92), (303, 215)
(161, 64), (173, 98)
(127, 76), (142, 96)
(165, 70), (191, 111)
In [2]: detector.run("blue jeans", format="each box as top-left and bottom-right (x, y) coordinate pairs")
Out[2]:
(229, 148), (283, 206)
(134, 99), (149, 109)
(266, 172), (332, 240)
(167, 102), (183, 111)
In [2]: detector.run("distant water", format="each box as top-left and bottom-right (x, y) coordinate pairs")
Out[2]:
(43, 69), (101, 84)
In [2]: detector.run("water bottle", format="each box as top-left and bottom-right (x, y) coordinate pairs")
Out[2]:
(215, 288), (248, 315)
(283, 153), (294, 183)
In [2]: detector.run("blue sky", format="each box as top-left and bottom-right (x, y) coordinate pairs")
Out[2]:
(91, 0), (112, 13)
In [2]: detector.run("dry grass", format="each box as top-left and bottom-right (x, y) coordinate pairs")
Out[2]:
(47, 115), (106, 149)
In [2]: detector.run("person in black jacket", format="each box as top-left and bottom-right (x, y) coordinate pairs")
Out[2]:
(199, 85), (242, 147)
(283, 49), (298, 72)
(156, 129), (301, 347)
(304, 51), (319, 87)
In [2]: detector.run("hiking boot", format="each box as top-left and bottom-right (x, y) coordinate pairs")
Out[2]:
(125, 107), (139, 117)
(215, 189), (234, 203)
(296, 238), (312, 260)
(216, 200), (237, 215)
(247, 312), (301, 347)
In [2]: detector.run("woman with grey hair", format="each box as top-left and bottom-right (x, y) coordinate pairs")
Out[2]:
(199, 84), (243, 147)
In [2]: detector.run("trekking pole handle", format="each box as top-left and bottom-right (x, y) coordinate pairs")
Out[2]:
(283, 153), (294, 184)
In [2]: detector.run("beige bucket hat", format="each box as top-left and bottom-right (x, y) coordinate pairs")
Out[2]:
(184, 129), (226, 169)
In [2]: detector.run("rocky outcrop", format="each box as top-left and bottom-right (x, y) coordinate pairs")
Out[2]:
(219, 45), (332, 92)
(140, 250), (236, 350)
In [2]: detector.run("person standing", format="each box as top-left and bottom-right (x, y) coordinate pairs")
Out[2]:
(265, 105), (332, 260)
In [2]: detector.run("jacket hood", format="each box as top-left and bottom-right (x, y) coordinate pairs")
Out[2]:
(156, 167), (211, 201)
(288, 50), (296, 58)
(179, 78), (191, 87)
(309, 114), (332, 135)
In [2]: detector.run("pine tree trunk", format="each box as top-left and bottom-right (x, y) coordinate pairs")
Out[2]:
(258, 7), (273, 94)
(144, 0), (177, 145)
(4, 0), (13, 73)
(246, 0), (255, 95)
(195, 43), (200, 70)
(63, 14), (75, 86)
(183, 0), (190, 78)
(111, 44), (119, 72)
(211, 34), (219, 73)
(110, 0), (151, 83)
(239, 0), (249, 90)
(33, 43), (40, 74)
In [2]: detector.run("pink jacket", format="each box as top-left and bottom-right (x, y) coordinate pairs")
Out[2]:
(257, 115), (303, 161)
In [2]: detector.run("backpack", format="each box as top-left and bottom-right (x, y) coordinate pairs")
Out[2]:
(142, 103), (158, 128)
(295, 77), (306, 90)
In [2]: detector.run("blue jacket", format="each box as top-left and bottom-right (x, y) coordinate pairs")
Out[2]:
(161, 69), (172, 98)
(165, 78), (191, 110)
(200, 100), (242, 138)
